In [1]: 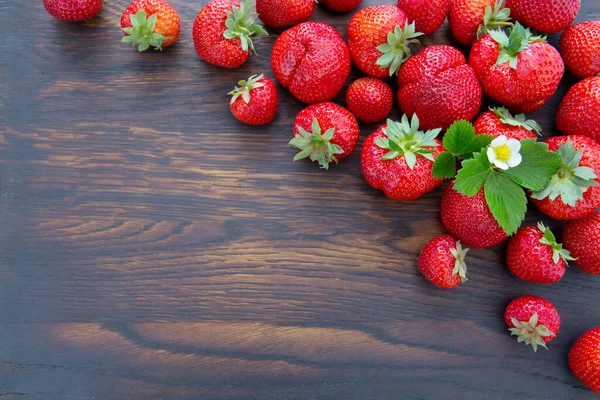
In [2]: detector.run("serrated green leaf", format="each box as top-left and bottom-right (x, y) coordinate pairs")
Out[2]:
(442, 120), (476, 155)
(501, 139), (561, 190)
(484, 172), (527, 235)
(432, 152), (457, 179)
(454, 151), (493, 196)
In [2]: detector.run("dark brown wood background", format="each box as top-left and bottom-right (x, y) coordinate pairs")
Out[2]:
(1, 0), (599, 398)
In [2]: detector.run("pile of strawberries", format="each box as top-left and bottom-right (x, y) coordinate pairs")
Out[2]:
(44, 0), (600, 393)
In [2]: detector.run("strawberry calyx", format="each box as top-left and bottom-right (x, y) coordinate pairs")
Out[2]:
(376, 22), (423, 76)
(122, 9), (169, 52)
(224, 0), (268, 55)
(450, 241), (469, 282)
(228, 74), (265, 104)
(537, 222), (576, 265)
(289, 118), (344, 170)
(531, 140), (598, 207)
(509, 313), (555, 352)
(489, 22), (546, 69)
(477, 0), (512, 39)
(491, 107), (542, 135)
(375, 114), (441, 169)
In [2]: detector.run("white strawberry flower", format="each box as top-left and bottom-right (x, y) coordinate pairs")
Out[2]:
(487, 135), (522, 170)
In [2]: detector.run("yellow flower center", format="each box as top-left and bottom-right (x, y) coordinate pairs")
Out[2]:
(494, 145), (512, 162)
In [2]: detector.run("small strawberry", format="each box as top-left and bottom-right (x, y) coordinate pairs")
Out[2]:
(256, 0), (314, 28)
(397, 45), (482, 130)
(229, 74), (278, 126)
(474, 107), (540, 140)
(505, 295), (560, 352)
(448, 0), (511, 46)
(121, 0), (180, 51)
(361, 114), (444, 200)
(505, 0), (580, 34)
(570, 327), (600, 394)
(193, 0), (268, 69)
(43, 0), (103, 21)
(560, 21), (600, 78)
(397, 0), (450, 35)
(418, 234), (469, 289)
(556, 77), (600, 143)
(319, 0), (362, 12)
(345, 78), (393, 124)
(271, 22), (351, 104)
(563, 212), (600, 276)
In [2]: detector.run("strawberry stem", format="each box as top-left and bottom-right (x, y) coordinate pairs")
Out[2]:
(376, 22), (423, 76)
(228, 74), (265, 104)
(223, 0), (268, 55)
(491, 107), (542, 134)
(508, 313), (555, 352)
(289, 118), (344, 170)
(122, 9), (169, 52)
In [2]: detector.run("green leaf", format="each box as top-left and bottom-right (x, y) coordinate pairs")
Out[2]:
(432, 152), (457, 179)
(484, 172), (527, 235)
(454, 151), (493, 196)
(468, 135), (495, 155)
(442, 120), (476, 155)
(501, 139), (561, 190)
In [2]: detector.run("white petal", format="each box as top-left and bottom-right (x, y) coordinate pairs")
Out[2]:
(507, 152), (522, 167)
(491, 135), (507, 147)
(506, 138), (521, 152)
(493, 160), (509, 170)
(487, 147), (497, 162)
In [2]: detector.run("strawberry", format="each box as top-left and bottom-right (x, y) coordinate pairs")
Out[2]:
(504, 295), (560, 352)
(556, 77), (600, 143)
(345, 78), (393, 124)
(560, 21), (600, 78)
(469, 23), (564, 113)
(43, 0), (103, 21)
(563, 212), (600, 276)
(256, 0), (314, 28)
(271, 22), (351, 104)
(229, 74), (278, 126)
(474, 107), (540, 140)
(448, 0), (511, 46)
(361, 114), (444, 200)
(397, 45), (482, 130)
(193, 0), (268, 69)
(505, 0), (580, 34)
(418, 234), (469, 289)
(320, 0), (362, 12)
(530, 136), (600, 221)
(441, 183), (507, 248)
(289, 102), (359, 169)
(570, 327), (600, 394)
(347, 6), (422, 78)
(506, 223), (573, 284)
(121, 0), (180, 51)
(397, 0), (450, 35)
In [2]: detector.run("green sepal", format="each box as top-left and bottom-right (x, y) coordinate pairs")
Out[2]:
(228, 74), (265, 104)
(224, 0), (268, 55)
(450, 241), (469, 282)
(508, 313), (555, 352)
(376, 22), (423, 76)
(484, 171), (527, 235)
(489, 22), (546, 69)
(289, 118), (344, 170)
(537, 222), (576, 265)
(491, 107), (542, 134)
(122, 9), (169, 52)
(477, 0), (512, 39)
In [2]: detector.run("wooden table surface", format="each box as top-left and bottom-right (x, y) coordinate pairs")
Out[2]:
(2, 0), (600, 399)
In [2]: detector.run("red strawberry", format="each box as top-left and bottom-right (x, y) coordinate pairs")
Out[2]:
(290, 102), (359, 169)
(320, 0), (362, 12)
(469, 23), (564, 113)
(563, 212), (600, 276)
(271, 22), (351, 104)
(43, 0), (103, 21)
(361, 114), (444, 200)
(397, 45), (482, 130)
(418, 234), (469, 289)
(506, 223), (573, 284)
(397, 0), (450, 35)
(121, 0), (180, 51)
(347, 6), (422, 78)
(556, 77), (600, 143)
(441, 183), (507, 248)
(229, 74), (278, 125)
(504, 295), (560, 352)
(505, 0), (580, 34)
(448, 0), (511, 46)
(570, 327), (600, 394)
(560, 21), (600, 78)
(256, 0), (314, 28)
(193, 0), (268, 69)
(474, 107), (540, 140)
(345, 78), (393, 124)
(530, 136), (600, 221)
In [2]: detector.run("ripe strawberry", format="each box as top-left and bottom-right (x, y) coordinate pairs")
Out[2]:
(361, 114), (444, 200)
(506, 223), (574, 284)
(397, 0), (450, 35)
(560, 21), (600, 78)
(229, 74), (278, 125)
(469, 23), (564, 113)
(397, 45), (482, 130)
(530, 136), (600, 221)
(570, 327), (600, 394)
(474, 107), (540, 140)
(347, 6), (422, 78)
(345, 78), (393, 124)
(505, 0), (580, 34)
(43, 0), (103, 21)
(290, 103), (359, 169)
(441, 183), (507, 248)
(418, 234), (469, 289)
(556, 77), (600, 143)
(320, 0), (362, 12)
(563, 212), (600, 276)
(121, 0), (180, 51)
(256, 0), (314, 28)
(271, 22), (351, 104)
(193, 0), (268, 69)
(504, 295), (560, 352)
(448, 0), (511, 46)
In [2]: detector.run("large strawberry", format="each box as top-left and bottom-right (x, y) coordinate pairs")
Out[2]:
(256, 0), (314, 28)
(556, 77), (600, 143)
(397, 45), (482, 130)
(121, 0), (180, 51)
(563, 212), (600, 276)
(229, 74), (278, 125)
(193, 0), (268, 69)
(570, 327), (600, 394)
(474, 107), (540, 140)
(469, 22), (564, 113)
(505, 0), (580, 34)
(397, 0), (450, 35)
(448, 0), (511, 46)
(345, 78), (393, 124)
(43, 0), (103, 21)
(560, 21), (600, 78)
(418, 234), (469, 289)
(347, 6), (422, 78)
(320, 0), (362, 12)
(530, 136), (600, 221)
(361, 114), (444, 200)
(505, 295), (560, 352)
(271, 22), (351, 104)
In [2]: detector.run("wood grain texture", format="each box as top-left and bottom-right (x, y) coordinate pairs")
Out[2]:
(1, 0), (600, 399)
